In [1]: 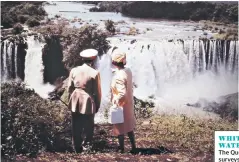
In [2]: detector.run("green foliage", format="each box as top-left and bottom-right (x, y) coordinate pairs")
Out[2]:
(134, 97), (154, 119)
(62, 25), (110, 70)
(150, 115), (237, 154)
(26, 17), (40, 27)
(89, 7), (106, 12)
(35, 24), (110, 71)
(104, 20), (116, 34)
(17, 15), (30, 24)
(1, 2), (46, 28)
(1, 14), (15, 28)
(120, 2), (238, 23)
(1, 82), (72, 160)
(12, 23), (24, 34)
(61, 89), (70, 104)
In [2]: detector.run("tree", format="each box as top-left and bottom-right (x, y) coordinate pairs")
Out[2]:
(104, 20), (116, 34)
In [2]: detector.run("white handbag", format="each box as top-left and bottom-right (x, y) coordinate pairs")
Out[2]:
(108, 105), (124, 124)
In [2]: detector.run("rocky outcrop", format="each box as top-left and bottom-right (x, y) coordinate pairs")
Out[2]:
(16, 37), (28, 80)
(42, 35), (68, 84)
(187, 93), (238, 121)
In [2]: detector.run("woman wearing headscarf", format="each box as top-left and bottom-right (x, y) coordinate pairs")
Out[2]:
(110, 48), (136, 153)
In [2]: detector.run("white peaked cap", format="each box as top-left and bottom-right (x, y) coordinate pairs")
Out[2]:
(80, 49), (98, 60)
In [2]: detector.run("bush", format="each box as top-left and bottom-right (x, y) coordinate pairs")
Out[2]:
(22, 3), (46, 16)
(104, 20), (116, 34)
(17, 14), (30, 24)
(134, 97), (154, 119)
(35, 24), (110, 71)
(12, 23), (24, 34)
(89, 7), (106, 12)
(1, 2), (46, 28)
(1, 13), (15, 28)
(1, 82), (72, 160)
(26, 17), (40, 27)
(62, 25), (110, 70)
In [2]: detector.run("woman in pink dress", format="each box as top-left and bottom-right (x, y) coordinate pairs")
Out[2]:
(110, 49), (136, 153)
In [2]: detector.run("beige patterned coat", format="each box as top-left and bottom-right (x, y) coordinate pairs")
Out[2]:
(111, 68), (136, 136)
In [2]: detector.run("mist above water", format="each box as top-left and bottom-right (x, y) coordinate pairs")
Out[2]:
(105, 38), (238, 117)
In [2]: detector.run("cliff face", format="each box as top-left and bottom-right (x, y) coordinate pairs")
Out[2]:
(42, 35), (68, 84)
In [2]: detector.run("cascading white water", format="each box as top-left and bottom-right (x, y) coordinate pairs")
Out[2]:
(106, 38), (238, 117)
(14, 43), (18, 77)
(1, 40), (18, 81)
(7, 42), (13, 79)
(24, 36), (55, 98)
(1, 35), (237, 119)
(95, 54), (113, 123)
(2, 40), (8, 81)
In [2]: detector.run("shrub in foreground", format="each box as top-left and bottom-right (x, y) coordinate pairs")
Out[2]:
(1, 82), (72, 160)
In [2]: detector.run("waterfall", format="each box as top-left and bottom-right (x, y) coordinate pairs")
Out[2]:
(1, 36), (238, 117)
(1, 36), (55, 98)
(14, 43), (18, 78)
(2, 40), (8, 81)
(95, 54), (113, 123)
(108, 39), (238, 103)
(24, 36), (55, 98)
(1, 40), (18, 81)
(7, 42), (12, 79)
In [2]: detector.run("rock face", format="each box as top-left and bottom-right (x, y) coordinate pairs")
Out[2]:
(42, 35), (68, 84)
(17, 38), (28, 80)
(187, 93), (238, 121)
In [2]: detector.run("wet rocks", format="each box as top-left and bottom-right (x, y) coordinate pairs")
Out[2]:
(130, 39), (137, 44)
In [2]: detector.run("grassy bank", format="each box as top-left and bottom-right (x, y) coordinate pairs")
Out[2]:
(15, 116), (237, 161)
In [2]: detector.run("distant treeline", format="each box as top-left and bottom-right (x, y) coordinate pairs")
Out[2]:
(91, 1), (238, 24)
(1, 1), (46, 28)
